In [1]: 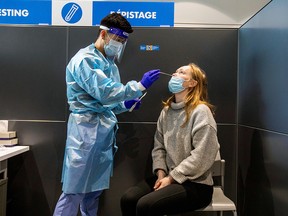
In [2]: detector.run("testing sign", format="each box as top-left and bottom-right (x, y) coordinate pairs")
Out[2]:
(0, 1), (51, 25)
(92, 2), (174, 27)
(0, 1), (174, 27)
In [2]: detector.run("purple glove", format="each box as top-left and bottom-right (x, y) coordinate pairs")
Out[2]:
(140, 69), (160, 89)
(124, 99), (141, 110)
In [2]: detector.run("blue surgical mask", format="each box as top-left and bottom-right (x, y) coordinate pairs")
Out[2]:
(168, 76), (186, 93)
(104, 39), (123, 57)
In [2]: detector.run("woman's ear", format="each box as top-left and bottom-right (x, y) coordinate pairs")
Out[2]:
(188, 80), (198, 88)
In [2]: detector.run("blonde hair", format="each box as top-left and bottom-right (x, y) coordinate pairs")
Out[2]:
(163, 63), (215, 127)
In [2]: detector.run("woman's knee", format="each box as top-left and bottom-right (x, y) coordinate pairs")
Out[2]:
(136, 195), (156, 216)
(121, 187), (141, 206)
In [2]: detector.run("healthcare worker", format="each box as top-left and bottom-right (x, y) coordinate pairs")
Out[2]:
(53, 13), (160, 216)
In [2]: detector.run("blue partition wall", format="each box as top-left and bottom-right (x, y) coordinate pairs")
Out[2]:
(238, 0), (288, 215)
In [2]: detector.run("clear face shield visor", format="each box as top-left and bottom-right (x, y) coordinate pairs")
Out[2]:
(100, 25), (129, 62)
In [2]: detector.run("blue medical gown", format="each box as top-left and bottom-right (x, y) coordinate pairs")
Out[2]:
(61, 44), (142, 193)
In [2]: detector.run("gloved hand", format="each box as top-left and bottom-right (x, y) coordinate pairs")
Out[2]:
(140, 69), (160, 89)
(124, 99), (141, 110)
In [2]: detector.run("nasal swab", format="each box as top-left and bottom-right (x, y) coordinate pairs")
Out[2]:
(129, 92), (147, 112)
(159, 72), (172, 77)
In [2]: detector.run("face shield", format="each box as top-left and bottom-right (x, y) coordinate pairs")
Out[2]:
(100, 25), (129, 62)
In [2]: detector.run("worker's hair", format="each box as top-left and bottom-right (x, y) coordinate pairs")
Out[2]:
(163, 63), (215, 127)
(100, 12), (133, 33)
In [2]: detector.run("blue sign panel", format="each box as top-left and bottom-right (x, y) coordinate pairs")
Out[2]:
(0, 1), (51, 25)
(93, 2), (174, 27)
(0, 1), (174, 27)
(140, 45), (160, 51)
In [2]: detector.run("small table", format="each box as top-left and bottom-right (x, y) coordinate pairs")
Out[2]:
(0, 146), (30, 178)
(0, 145), (29, 215)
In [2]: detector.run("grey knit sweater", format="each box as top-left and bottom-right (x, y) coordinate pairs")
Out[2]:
(152, 102), (220, 186)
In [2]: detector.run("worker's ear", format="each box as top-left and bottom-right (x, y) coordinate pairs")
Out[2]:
(100, 30), (107, 39)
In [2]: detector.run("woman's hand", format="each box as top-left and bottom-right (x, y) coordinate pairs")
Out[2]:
(154, 173), (175, 191)
(154, 169), (166, 190)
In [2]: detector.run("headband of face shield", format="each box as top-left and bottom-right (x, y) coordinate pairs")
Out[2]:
(100, 25), (129, 62)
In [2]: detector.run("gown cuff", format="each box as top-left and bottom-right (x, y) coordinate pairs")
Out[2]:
(137, 82), (146, 91)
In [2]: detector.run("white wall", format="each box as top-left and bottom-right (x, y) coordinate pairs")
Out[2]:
(174, 0), (271, 28)
(106, 0), (272, 28)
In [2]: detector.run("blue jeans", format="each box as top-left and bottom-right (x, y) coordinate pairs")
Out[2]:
(53, 190), (103, 216)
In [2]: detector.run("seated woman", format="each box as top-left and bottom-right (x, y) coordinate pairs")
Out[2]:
(120, 63), (221, 216)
